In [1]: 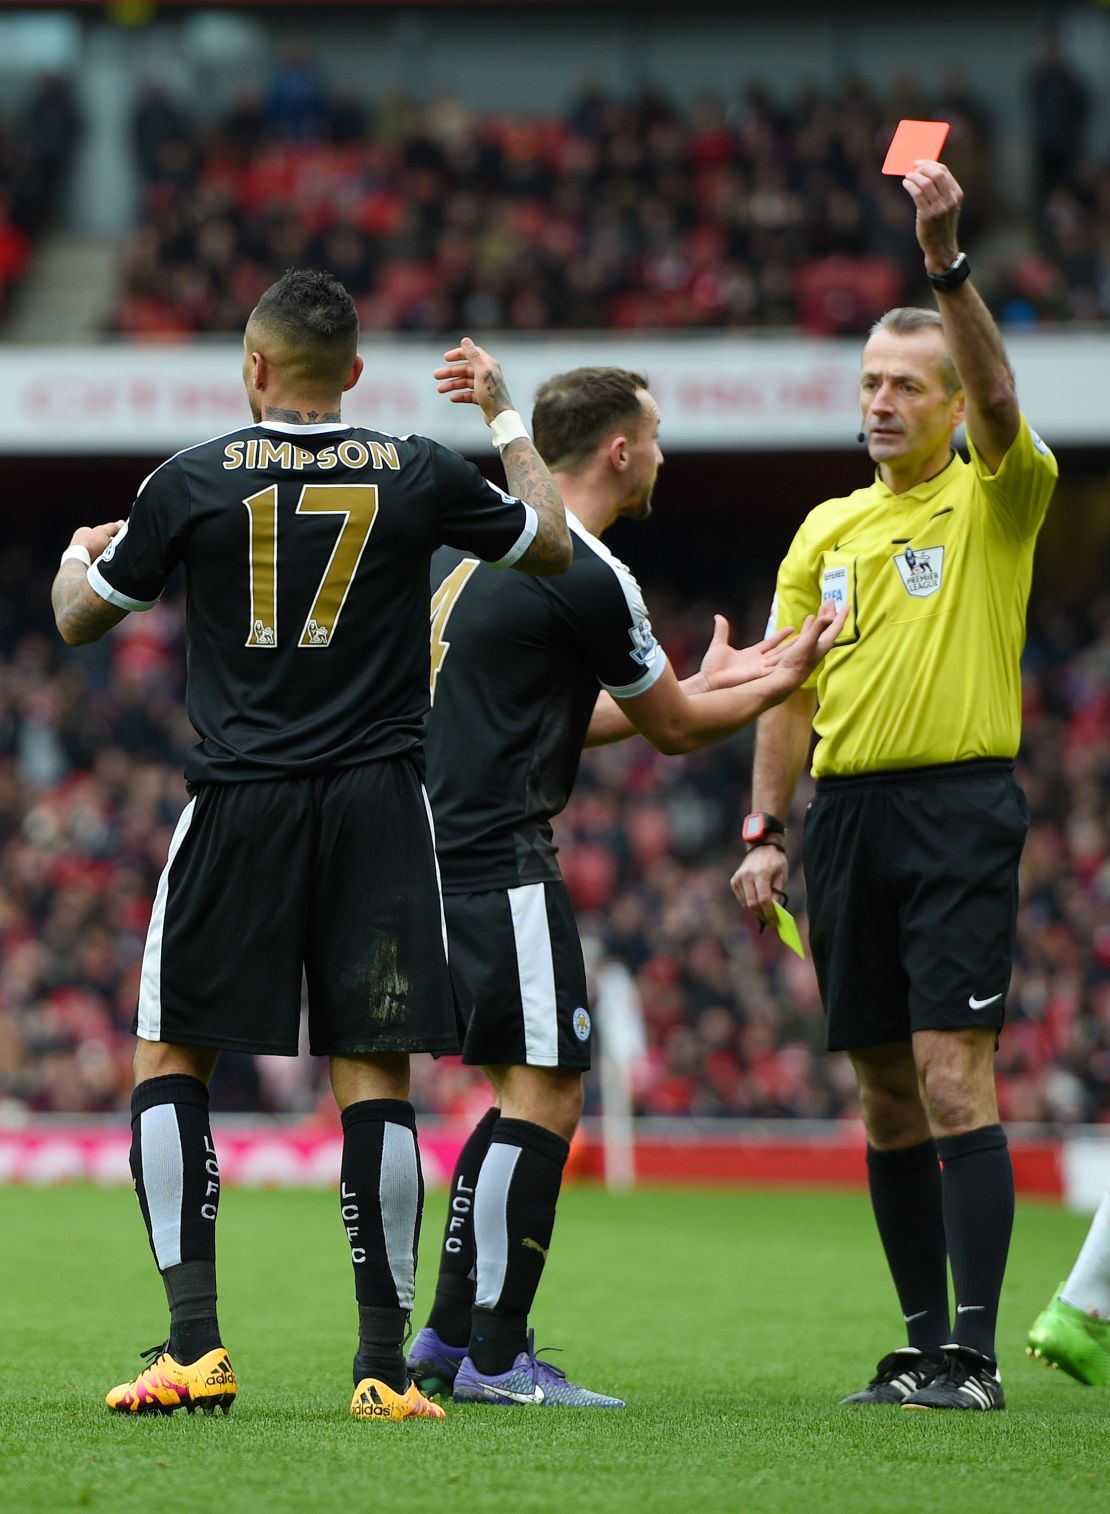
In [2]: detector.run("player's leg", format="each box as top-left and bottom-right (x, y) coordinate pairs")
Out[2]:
(838, 1040), (951, 1406)
(106, 781), (311, 1415)
(1028, 1189), (1110, 1384)
(328, 1052), (441, 1419)
(440, 880), (623, 1407)
(106, 1039), (237, 1415)
(408, 1101), (501, 1393)
(308, 760), (458, 1422)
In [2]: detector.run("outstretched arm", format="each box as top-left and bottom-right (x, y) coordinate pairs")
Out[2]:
(903, 161), (1019, 472)
(598, 601), (843, 756)
(435, 337), (571, 576)
(585, 616), (793, 748)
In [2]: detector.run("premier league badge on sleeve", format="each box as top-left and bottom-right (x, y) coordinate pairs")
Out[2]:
(893, 545), (944, 598)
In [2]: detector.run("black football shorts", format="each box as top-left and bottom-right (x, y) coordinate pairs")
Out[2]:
(134, 757), (460, 1057)
(444, 879), (592, 1069)
(803, 759), (1029, 1052)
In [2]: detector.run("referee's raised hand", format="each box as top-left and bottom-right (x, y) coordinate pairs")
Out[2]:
(902, 159), (963, 269)
(434, 336), (517, 425)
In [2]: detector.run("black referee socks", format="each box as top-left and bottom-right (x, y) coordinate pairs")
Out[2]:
(866, 1139), (950, 1351)
(340, 1098), (424, 1391)
(936, 1123), (1014, 1362)
(129, 1074), (222, 1364)
(470, 1117), (570, 1375)
(426, 1105), (501, 1348)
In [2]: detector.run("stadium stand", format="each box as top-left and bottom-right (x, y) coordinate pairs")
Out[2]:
(110, 67), (1109, 338)
(0, 73), (81, 326)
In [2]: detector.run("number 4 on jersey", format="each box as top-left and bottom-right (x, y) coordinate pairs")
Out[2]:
(429, 558), (480, 700)
(243, 483), (380, 649)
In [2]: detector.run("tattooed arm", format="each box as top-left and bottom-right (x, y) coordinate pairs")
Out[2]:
(435, 337), (572, 576)
(52, 522), (130, 645)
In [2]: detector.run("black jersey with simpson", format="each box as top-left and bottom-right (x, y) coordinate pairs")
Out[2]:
(427, 514), (667, 891)
(89, 422), (536, 783)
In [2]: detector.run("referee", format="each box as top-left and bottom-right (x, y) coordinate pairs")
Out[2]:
(731, 162), (1057, 1411)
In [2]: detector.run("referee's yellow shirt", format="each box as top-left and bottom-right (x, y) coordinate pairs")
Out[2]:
(769, 415), (1057, 778)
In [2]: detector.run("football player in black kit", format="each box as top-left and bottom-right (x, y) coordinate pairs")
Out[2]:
(408, 360), (845, 1408)
(50, 270), (573, 1422)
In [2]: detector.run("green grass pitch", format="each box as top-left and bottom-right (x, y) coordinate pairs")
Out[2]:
(0, 1182), (1104, 1513)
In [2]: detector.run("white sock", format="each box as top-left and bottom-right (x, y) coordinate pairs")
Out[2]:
(1061, 1188), (1110, 1318)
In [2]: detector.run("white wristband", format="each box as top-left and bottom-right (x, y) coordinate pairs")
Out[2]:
(488, 410), (529, 450)
(60, 545), (92, 568)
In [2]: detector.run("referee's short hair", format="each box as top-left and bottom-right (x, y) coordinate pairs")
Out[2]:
(532, 366), (649, 473)
(248, 268), (359, 389)
(869, 308), (960, 398)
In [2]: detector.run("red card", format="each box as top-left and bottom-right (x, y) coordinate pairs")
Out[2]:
(881, 119), (950, 176)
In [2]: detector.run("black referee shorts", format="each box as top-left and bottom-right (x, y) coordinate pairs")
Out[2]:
(803, 760), (1029, 1053)
(134, 758), (460, 1058)
(444, 880), (592, 1070)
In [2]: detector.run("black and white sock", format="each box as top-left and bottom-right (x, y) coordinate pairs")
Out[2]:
(866, 1140), (950, 1352)
(937, 1123), (1014, 1362)
(340, 1098), (423, 1392)
(426, 1105), (500, 1348)
(470, 1117), (569, 1375)
(129, 1074), (221, 1364)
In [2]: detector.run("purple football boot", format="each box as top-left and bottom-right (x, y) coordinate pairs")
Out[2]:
(453, 1331), (625, 1408)
(406, 1326), (468, 1398)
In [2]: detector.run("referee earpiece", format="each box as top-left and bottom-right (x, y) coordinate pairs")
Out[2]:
(857, 430), (866, 444)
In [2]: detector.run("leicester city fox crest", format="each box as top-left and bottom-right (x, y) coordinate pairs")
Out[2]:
(893, 545), (944, 598)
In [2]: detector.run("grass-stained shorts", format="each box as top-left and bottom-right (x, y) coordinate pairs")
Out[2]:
(803, 759), (1029, 1052)
(134, 758), (459, 1057)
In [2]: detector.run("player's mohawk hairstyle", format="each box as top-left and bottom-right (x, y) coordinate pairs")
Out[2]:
(250, 269), (359, 385)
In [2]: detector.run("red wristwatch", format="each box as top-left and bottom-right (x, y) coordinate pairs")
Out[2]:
(741, 812), (786, 846)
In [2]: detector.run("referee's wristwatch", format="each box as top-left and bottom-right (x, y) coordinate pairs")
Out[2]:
(741, 812), (786, 849)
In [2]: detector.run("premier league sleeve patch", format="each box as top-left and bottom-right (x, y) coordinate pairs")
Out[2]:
(893, 545), (944, 598)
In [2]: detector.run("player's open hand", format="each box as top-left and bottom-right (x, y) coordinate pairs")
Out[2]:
(434, 337), (516, 425)
(70, 520), (125, 559)
(903, 160), (963, 270)
(700, 615), (794, 690)
(775, 598), (848, 686)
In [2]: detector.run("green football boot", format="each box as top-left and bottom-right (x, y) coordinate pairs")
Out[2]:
(1027, 1283), (1110, 1386)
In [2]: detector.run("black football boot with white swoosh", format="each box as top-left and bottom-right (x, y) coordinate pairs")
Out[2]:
(901, 1345), (1005, 1410)
(840, 1346), (946, 1405)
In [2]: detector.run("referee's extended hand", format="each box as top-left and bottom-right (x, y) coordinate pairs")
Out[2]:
(434, 337), (517, 426)
(731, 840), (787, 929)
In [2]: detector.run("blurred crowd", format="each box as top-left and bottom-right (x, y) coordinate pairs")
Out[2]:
(0, 74), (80, 322)
(108, 40), (1110, 338)
(3, 563), (1110, 1127)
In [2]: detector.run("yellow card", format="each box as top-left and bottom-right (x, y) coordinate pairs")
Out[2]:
(773, 902), (805, 958)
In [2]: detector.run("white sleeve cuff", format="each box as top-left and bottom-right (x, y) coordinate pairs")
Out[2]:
(488, 503), (538, 569)
(87, 561), (159, 612)
(602, 650), (669, 702)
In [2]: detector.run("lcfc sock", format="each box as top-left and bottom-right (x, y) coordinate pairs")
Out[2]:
(130, 1075), (222, 1362)
(1062, 1188), (1110, 1318)
(470, 1118), (569, 1375)
(426, 1106), (500, 1347)
(866, 1140), (949, 1352)
(937, 1124), (1014, 1362)
(340, 1099), (423, 1392)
